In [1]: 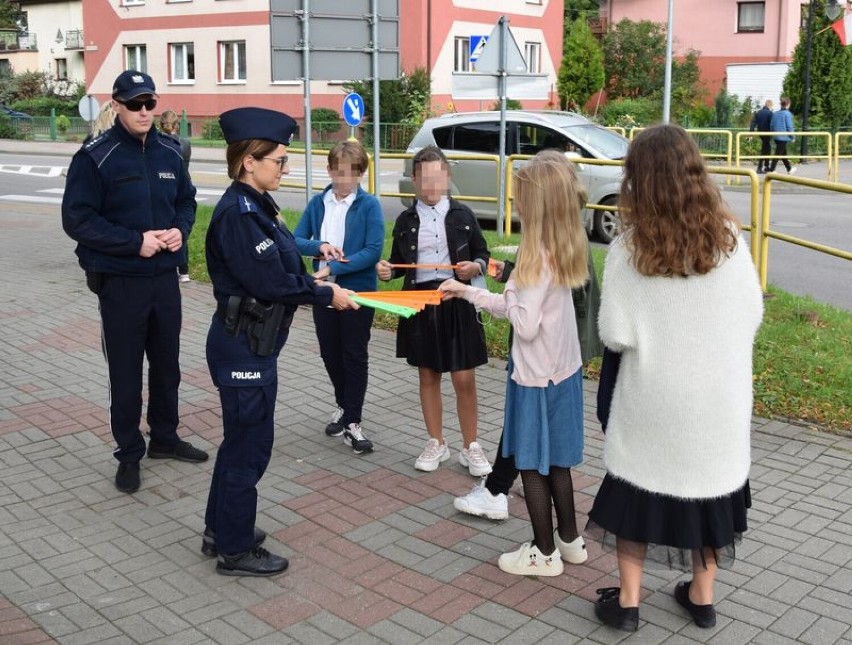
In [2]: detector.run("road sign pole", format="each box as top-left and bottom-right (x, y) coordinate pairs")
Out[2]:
(371, 0), (381, 195)
(301, 0), (313, 201)
(497, 15), (508, 238)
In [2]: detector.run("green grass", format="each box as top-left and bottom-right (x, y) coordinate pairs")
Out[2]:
(188, 205), (852, 434)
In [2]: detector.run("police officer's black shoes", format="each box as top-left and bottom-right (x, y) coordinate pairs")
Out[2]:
(147, 440), (209, 463)
(216, 546), (289, 577)
(201, 527), (267, 557)
(594, 587), (639, 632)
(115, 461), (141, 493)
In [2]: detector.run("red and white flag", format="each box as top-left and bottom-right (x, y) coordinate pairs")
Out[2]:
(832, 13), (852, 46)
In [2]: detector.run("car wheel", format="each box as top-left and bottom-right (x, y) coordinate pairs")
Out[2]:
(594, 197), (619, 244)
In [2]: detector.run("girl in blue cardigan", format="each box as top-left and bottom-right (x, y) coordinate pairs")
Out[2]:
(294, 141), (385, 454)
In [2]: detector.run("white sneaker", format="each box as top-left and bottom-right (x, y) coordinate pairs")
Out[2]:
(788, 166), (797, 175)
(459, 441), (492, 477)
(454, 479), (508, 520)
(498, 542), (563, 577)
(178, 273), (191, 283)
(325, 407), (345, 437)
(554, 531), (588, 564)
(414, 438), (450, 472)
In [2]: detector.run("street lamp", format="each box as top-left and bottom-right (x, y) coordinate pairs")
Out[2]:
(800, 0), (843, 158)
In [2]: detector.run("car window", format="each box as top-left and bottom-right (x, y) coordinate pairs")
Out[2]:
(451, 122), (501, 154)
(433, 126), (452, 149)
(516, 123), (585, 156)
(561, 124), (629, 160)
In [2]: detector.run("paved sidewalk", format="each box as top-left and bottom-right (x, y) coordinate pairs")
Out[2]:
(2, 187), (852, 645)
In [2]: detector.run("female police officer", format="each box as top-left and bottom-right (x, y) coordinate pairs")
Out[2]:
(203, 107), (358, 576)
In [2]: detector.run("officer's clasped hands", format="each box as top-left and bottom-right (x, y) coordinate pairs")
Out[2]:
(140, 230), (168, 257)
(155, 227), (184, 253)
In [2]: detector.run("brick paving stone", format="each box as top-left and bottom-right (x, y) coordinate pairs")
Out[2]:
(798, 616), (851, 645)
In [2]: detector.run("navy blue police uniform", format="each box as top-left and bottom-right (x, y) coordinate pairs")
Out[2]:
(204, 108), (335, 574)
(61, 72), (200, 490)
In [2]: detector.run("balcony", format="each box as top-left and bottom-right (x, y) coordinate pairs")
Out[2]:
(65, 29), (84, 50)
(587, 16), (609, 36)
(0, 31), (39, 52)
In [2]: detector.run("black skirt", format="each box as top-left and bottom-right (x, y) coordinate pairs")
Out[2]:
(396, 281), (488, 373)
(586, 473), (751, 571)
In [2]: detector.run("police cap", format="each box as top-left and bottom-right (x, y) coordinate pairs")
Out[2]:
(113, 70), (157, 101)
(219, 108), (297, 146)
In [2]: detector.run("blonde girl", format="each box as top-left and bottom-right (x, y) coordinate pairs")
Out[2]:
(440, 155), (588, 576)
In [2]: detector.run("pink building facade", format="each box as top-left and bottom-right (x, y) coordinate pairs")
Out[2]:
(79, 0), (564, 121)
(604, 0), (810, 98)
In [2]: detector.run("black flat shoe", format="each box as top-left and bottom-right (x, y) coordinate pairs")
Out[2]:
(201, 526), (267, 557)
(115, 461), (140, 493)
(147, 440), (209, 463)
(216, 546), (289, 577)
(594, 587), (638, 632)
(674, 581), (717, 628)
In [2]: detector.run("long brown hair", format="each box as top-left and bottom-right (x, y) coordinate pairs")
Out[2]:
(513, 156), (588, 288)
(619, 124), (738, 277)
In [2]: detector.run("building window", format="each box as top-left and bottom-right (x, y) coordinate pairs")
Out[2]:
(525, 42), (541, 73)
(122, 0), (145, 5)
(454, 36), (470, 72)
(737, 2), (765, 33)
(219, 41), (246, 82)
(170, 43), (195, 82)
(55, 58), (68, 80)
(125, 45), (147, 72)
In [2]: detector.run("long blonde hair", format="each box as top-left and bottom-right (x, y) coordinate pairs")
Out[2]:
(92, 102), (116, 137)
(513, 155), (588, 288)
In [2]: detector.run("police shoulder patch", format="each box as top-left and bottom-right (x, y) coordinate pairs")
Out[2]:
(239, 195), (258, 214)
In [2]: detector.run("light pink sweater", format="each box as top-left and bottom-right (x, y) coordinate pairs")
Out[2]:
(462, 272), (582, 387)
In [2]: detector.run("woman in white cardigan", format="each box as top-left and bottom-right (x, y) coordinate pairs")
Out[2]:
(440, 154), (589, 577)
(588, 124), (764, 632)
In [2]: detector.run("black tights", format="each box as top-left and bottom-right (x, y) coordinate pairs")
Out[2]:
(520, 467), (578, 555)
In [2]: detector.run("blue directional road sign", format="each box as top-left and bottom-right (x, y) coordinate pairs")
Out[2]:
(343, 92), (365, 127)
(470, 35), (489, 65)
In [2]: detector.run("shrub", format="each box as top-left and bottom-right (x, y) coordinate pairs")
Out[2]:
(56, 114), (71, 134)
(311, 107), (340, 142)
(201, 119), (224, 141)
(599, 97), (661, 127)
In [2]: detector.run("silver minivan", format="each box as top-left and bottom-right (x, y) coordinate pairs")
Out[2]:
(399, 110), (628, 242)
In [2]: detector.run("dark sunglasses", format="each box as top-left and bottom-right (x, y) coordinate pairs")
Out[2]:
(119, 98), (157, 112)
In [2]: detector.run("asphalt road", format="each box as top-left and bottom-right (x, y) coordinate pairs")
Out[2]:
(1, 151), (849, 311)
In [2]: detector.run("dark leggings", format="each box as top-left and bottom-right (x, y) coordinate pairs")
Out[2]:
(485, 433), (578, 554)
(520, 467), (578, 554)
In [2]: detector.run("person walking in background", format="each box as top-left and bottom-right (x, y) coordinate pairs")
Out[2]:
(440, 154), (589, 577)
(376, 146), (492, 477)
(768, 96), (795, 174)
(294, 141), (384, 455)
(203, 108), (358, 577)
(159, 110), (194, 282)
(749, 99), (773, 174)
(453, 149), (603, 525)
(62, 70), (206, 494)
(587, 124), (763, 632)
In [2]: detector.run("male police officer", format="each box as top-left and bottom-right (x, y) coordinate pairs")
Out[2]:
(62, 70), (208, 493)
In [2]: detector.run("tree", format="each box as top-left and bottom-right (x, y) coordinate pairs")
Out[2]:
(343, 67), (431, 125)
(603, 19), (667, 99)
(0, 1), (21, 30)
(783, 2), (852, 130)
(558, 18), (605, 110)
(564, 0), (600, 22)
